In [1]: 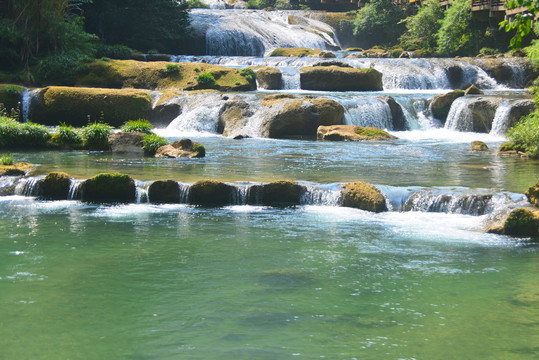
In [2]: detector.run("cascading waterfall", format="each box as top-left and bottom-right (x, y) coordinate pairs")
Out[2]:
(166, 93), (225, 135)
(14, 177), (43, 197)
(21, 88), (39, 122)
(444, 97), (474, 132)
(300, 184), (342, 206)
(342, 97), (394, 129)
(68, 179), (84, 201)
(135, 181), (150, 204)
(489, 100), (513, 136)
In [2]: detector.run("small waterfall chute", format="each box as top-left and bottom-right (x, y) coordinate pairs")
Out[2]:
(300, 183), (342, 206)
(135, 181), (151, 204)
(14, 177), (43, 197)
(444, 97), (474, 132)
(68, 179), (84, 201)
(342, 97), (394, 130)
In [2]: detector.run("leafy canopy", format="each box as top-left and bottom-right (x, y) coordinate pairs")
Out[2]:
(353, 0), (405, 48)
(400, 0), (444, 51)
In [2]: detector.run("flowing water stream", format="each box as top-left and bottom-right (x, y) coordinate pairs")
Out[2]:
(2, 10), (539, 360)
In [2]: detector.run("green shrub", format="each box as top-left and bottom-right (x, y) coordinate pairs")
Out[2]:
(35, 52), (91, 85)
(94, 43), (133, 60)
(196, 72), (216, 89)
(165, 63), (182, 75)
(82, 122), (113, 150)
(188, 0), (210, 8)
(506, 112), (539, 158)
(142, 133), (168, 156)
(51, 123), (83, 147)
(240, 68), (257, 83)
(0, 116), (50, 148)
(479, 47), (500, 55)
(1, 153), (13, 165)
(121, 119), (154, 134)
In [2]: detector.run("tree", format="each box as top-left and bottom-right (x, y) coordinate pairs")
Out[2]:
(436, 0), (481, 55)
(353, 0), (406, 49)
(399, 0), (444, 51)
(83, 0), (191, 53)
(500, 0), (538, 49)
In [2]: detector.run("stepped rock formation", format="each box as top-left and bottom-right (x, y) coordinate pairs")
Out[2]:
(317, 125), (397, 141)
(300, 66), (383, 91)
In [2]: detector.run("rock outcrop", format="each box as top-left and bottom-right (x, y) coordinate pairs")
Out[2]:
(188, 180), (234, 206)
(247, 180), (306, 207)
(80, 173), (136, 203)
(430, 89), (465, 122)
(471, 141), (488, 151)
(38, 172), (72, 200)
(108, 132), (145, 154)
(0, 162), (34, 176)
(317, 125), (397, 141)
(155, 138), (205, 158)
(148, 180), (181, 204)
(255, 67), (282, 90)
(487, 207), (539, 237)
(341, 181), (388, 213)
(525, 180), (539, 206)
(300, 66), (383, 92)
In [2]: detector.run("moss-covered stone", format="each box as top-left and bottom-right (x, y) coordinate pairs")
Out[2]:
(77, 60), (255, 92)
(342, 181), (387, 213)
(255, 67), (282, 90)
(0, 85), (24, 116)
(155, 138), (205, 158)
(471, 141), (488, 151)
(317, 125), (397, 141)
(31, 86), (152, 127)
(247, 180), (306, 207)
(38, 172), (72, 200)
(148, 180), (180, 204)
(465, 84), (483, 95)
(525, 180), (539, 206)
(0, 162), (34, 176)
(188, 180), (234, 206)
(430, 89), (465, 122)
(269, 48), (321, 57)
(81, 173), (136, 203)
(488, 208), (539, 237)
(305, 98), (345, 126)
(300, 66), (383, 91)
(108, 132), (145, 154)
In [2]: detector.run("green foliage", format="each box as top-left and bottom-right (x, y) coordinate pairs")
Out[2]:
(196, 72), (216, 89)
(274, 0), (293, 10)
(120, 119), (154, 134)
(51, 123), (83, 146)
(82, 122), (113, 150)
(165, 63), (182, 75)
(399, 0), (444, 51)
(35, 52), (91, 85)
(479, 47), (501, 55)
(506, 111), (539, 158)
(499, 0), (537, 49)
(239, 68), (256, 83)
(1, 153), (14, 165)
(436, 0), (479, 55)
(353, 0), (405, 48)
(142, 133), (168, 156)
(192, 143), (206, 157)
(188, 0), (210, 9)
(0, 116), (51, 148)
(94, 43), (133, 60)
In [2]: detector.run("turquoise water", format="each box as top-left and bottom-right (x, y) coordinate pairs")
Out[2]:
(1, 132), (538, 359)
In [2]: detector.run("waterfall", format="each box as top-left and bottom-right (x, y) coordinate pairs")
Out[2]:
(68, 179), (84, 201)
(232, 184), (250, 205)
(135, 181), (150, 204)
(281, 67), (300, 90)
(300, 183), (342, 206)
(178, 182), (191, 203)
(444, 97), (474, 132)
(342, 97), (394, 130)
(166, 93), (225, 135)
(21, 89), (38, 123)
(14, 177), (43, 197)
(489, 100), (512, 136)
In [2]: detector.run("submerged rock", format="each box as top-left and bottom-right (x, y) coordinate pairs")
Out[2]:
(255, 67), (282, 90)
(471, 141), (488, 151)
(81, 173), (136, 203)
(341, 181), (387, 213)
(525, 180), (539, 206)
(430, 89), (465, 122)
(317, 125), (397, 141)
(188, 179), (235, 206)
(247, 180), (306, 207)
(148, 180), (180, 204)
(108, 132), (145, 154)
(38, 172), (72, 200)
(155, 138), (205, 158)
(300, 66), (383, 92)
(487, 207), (539, 237)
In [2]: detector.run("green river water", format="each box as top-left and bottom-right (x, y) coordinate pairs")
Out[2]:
(1, 134), (538, 359)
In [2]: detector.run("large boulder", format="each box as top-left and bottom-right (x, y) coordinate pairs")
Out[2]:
(188, 180), (235, 206)
(487, 208), (539, 237)
(473, 58), (537, 88)
(38, 172), (72, 200)
(430, 89), (465, 122)
(471, 141), (488, 151)
(342, 181), (387, 213)
(217, 98), (254, 138)
(465, 84), (483, 95)
(468, 98), (500, 133)
(305, 97), (345, 126)
(148, 180), (180, 204)
(525, 180), (539, 206)
(149, 91), (183, 127)
(108, 132), (145, 154)
(155, 138), (205, 158)
(317, 125), (397, 141)
(0, 162), (34, 176)
(247, 180), (306, 207)
(81, 173), (136, 203)
(506, 99), (536, 129)
(380, 96), (407, 131)
(31, 86), (152, 127)
(255, 67), (282, 90)
(300, 66), (383, 91)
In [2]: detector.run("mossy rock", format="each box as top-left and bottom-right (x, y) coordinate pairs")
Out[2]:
(81, 173), (136, 203)
(300, 66), (383, 91)
(77, 60), (255, 92)
(155, 138), (205, 158)
(488, 208), (539, 237)
(525, 180), (539, 206)
(188, 180), (235, 206)
(269, 48), (321, 57)
(148, 180), (180, 204)
(0, 162), (35, 176)
(471, 141), (488, 151)
(255, 67), (282, 90)
(342, 181), (387, 213)
(38, 172), (72, 200)
(0, 84), (24, 116)
(465, 84), (483, 95)
(247, 180), (306, 207)
(305, 98), (344, 126)
(260, 94), (298, 107)
(430, 89), (465, 122)
(317, 125), (397, 141)
(32, 86), (152, 127)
